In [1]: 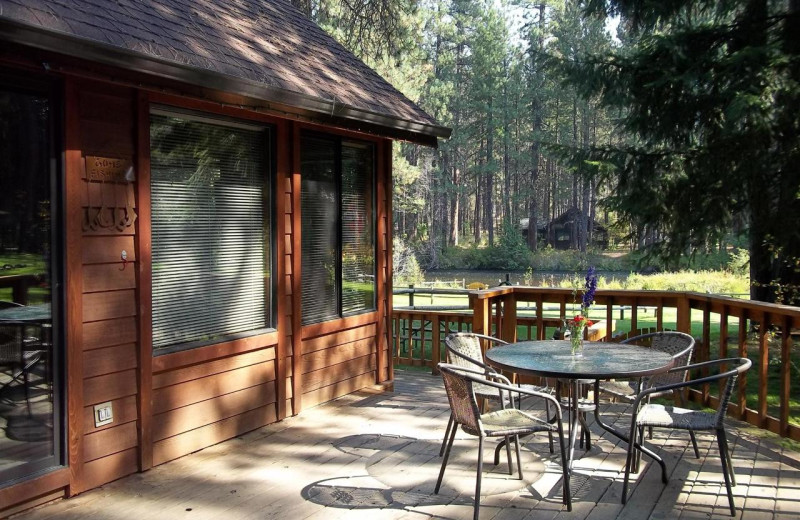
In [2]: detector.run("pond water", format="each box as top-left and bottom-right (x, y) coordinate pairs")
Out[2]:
(415, 269), (632, 288)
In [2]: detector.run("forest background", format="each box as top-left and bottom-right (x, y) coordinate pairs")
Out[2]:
(289, 0), (800, 304)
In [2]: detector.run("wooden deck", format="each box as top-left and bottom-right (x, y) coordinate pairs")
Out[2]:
(16, 370), (800, 519)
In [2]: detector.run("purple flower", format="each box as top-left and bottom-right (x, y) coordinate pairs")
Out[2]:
(582, 266), (597, 311)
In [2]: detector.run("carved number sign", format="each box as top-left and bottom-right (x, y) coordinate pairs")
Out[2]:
(83, 156), (137, 232)
(86, 156), (131, 182)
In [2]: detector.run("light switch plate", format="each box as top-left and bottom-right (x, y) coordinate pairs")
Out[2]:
(94, 401), (113, 427)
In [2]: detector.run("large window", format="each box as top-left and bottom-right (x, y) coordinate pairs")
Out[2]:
(0, 76), (63, 486)
(301, 134), (375, 324)
(150, 110), (272, 353)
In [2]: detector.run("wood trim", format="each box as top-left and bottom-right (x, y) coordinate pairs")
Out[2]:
(385, 143), (394, 381)
(151, 331), (279, 373)
(147, 91), (286, 127)
(274, 119), (289, 421)
(374, 139), (387, 384)
(0, 468), (71, 514)
(294, 120), (384, 145)
(290, 121), (303, 415)
(64, 78), (85, 495)
(301, 311), (380, 340)
(135, 91), (153, 472)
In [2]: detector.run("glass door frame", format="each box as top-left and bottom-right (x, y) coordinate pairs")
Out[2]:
(0, 69), (66, 487)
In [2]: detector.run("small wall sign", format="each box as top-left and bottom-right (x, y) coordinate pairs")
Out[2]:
(82, 156), (137, 232)
(85, 156), (132, 182)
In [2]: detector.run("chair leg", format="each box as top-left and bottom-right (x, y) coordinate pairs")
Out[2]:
(474, 436), (484, 520)
(504, 435), (514, 475)
(440, 414), (454, 457)
(718, 427), (736, 486)
(557, 424), (572, 511)
(514, 435), (524, 480)
(622, 423), (637, 504)
(634, 425), (644, 473)
(677, 391), (701, 459)
(435, 419), (458, 494)
(689, 431), (701, 459)
(717, 428), (736, 517)
(545, 399), (555, 454)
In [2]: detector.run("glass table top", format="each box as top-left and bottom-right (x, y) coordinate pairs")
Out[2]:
(485, 340), (675, 379)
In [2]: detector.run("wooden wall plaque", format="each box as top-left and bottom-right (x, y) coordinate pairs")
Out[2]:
(86, 156), (132, 182)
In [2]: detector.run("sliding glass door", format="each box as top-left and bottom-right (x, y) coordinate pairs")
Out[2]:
(0, 76), (63, 486)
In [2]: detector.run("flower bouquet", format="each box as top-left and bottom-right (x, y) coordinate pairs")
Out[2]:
(564, 267), (598, 356)
(565, 314), (593, 356)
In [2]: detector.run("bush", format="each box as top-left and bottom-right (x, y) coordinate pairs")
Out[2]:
(393, 236), (425, 285)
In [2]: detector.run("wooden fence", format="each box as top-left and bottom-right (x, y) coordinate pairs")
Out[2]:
(392, 287), (800, 441)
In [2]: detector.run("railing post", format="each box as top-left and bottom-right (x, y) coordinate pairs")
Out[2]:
(501, 293), (517, 343)
(472, 294), (489, 337)
(676, 294), (691, 334)
(408, 284), (414, 308)
(431, 314), (441, 375)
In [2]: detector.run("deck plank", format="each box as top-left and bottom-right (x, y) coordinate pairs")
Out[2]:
(14, 369), (799, 520)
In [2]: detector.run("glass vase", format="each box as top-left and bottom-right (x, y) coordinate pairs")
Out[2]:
(569, 325), (584, 357)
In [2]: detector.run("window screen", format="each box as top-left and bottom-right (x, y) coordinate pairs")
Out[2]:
(301, 134), (375, 324)
(150, 111), (271, 352)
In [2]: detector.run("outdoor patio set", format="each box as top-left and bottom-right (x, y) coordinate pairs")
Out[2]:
(435, 331), (751, 520)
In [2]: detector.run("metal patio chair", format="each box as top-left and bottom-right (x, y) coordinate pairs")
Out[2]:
(0, 320), (43, 414)
(599, 331), (700, 459)
(621, 357), (752, 516)
(436, 363), (572, 520)
(440, 333), (554, 459)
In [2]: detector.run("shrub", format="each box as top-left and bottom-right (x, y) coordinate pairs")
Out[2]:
(393, 236), (424, 285)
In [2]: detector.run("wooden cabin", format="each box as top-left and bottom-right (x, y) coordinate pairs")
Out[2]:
(0, 1), (449, 516)
(521, 209), (609, 250)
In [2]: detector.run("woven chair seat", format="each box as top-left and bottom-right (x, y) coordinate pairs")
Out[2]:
(598, 380), (638, 401)
(637, 403), (718, 431)
(473, 381), (505, 400)
(464, 408), (555, 437)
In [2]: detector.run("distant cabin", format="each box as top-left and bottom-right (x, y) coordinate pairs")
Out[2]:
(520, 208), (609, 250)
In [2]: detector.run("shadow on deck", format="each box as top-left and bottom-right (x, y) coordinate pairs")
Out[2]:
(17, 370), (800, 520)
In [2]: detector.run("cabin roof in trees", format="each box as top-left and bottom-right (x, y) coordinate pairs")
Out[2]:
(0, 0), (450, 145)
(548, 207), (607, 232)
(519, 211), (608, 233)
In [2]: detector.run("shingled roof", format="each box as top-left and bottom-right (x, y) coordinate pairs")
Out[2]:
(0, 0), (449, 144)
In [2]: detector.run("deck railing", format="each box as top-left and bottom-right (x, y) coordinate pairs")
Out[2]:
(392, 286), (800, 441)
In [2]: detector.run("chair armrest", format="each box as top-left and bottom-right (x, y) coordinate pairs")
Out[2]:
(468, 333), (509, 346)
(633, 357), (752, 407)
(439, 363), (561, 417)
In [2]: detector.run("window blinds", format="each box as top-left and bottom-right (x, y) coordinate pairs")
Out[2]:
(300, 134), (376, 324)
(150, 113), (270, 352)
(300, 135), (339, 323)
(341, 141), (375, 314)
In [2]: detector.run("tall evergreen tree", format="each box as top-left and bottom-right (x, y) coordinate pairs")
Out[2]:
(562, 0), (800, 303)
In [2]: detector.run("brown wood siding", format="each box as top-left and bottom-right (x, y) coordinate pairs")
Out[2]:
(72, 79), (140, 493)
(4, 65), (393, 514)
(149, 341), (280, 465)
(300, 322), (379, 408)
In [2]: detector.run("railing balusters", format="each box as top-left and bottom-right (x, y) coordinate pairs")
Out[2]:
(738, 312), (748, 419)
(719, 305), (729, 401)
(391, 287), (798, 441)
(702, 301), (711, 405)
(758, 311), (769, 429)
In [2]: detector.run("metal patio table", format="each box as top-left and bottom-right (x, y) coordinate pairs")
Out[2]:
(485, 340), (675, 472)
